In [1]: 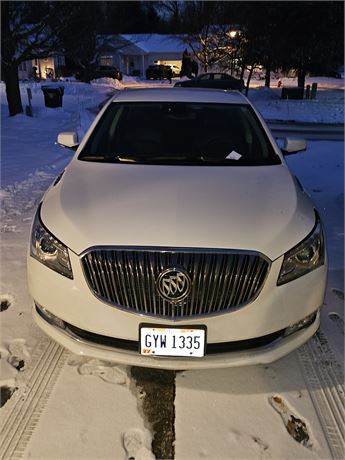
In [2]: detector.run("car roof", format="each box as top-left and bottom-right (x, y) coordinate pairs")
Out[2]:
(111, 88), (248, 104)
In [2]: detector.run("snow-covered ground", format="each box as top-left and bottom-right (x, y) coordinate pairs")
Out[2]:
(0, 76), (343, 459)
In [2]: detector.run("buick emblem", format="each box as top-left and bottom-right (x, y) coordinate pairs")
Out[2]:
(157, 268), (191, 302)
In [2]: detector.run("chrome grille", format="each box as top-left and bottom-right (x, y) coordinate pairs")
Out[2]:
(81, 248), (270, 319)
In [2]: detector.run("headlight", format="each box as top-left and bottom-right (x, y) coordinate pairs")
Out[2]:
(277, 212), (325, 286)
(30, 206), (73, 279)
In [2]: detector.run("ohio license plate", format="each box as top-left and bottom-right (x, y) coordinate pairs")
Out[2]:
(139, 324), (206, 357)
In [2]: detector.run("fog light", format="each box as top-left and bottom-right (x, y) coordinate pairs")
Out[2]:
(36, 303), (66, 329)
(284, 311), (318, 337)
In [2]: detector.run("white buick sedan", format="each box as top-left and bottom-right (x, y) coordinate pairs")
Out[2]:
(28, 88), (327, 369)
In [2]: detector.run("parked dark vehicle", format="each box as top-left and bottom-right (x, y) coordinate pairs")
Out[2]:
(76, 66), (122, 81)
(175, 73), (245, 91)
(92, 66), (123, 81)
(146, 64), (171, 80)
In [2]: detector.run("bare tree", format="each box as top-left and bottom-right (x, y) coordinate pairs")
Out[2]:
(156, 1), (186, 33)
(181, 1), (225, 72)
(1, 1), (72, 116)
(277, 1), (344, 88)
(234, 1), (344, 90)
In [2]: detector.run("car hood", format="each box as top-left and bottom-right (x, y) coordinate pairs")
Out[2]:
(41, 161), (315, 260)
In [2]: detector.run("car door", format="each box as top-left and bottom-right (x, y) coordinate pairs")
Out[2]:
(197, 74), (212, 88)
(212, 73), (228, 89)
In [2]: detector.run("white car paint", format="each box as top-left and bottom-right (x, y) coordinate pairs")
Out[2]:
(28, 88), (327, 369)
(41, 161), (315, 260)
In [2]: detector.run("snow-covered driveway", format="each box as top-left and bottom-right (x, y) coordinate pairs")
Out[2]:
(0, 78), (343, 459)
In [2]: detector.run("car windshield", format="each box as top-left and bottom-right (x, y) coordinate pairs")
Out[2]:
(79, 102), (280, 166)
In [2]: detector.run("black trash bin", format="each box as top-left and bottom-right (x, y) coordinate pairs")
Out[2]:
(41, 85), (64, 108)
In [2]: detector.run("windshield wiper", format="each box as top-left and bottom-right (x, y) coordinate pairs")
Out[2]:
(113, 156), (138, 163)
(118, 155), (242, 165)
(188, 156), (241, 165)
(79, 155), (139, 163)
(79, 154), (278, 166)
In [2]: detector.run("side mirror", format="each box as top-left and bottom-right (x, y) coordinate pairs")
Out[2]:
(57, 132), (79, 150)
(281, 138), (307, 155)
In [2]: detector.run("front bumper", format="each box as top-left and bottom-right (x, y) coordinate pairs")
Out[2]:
(28, 246), (327, 369)
(33, 304), (320, 370)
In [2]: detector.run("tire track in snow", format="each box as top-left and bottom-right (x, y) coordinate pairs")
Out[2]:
(0, 337), (67, 459)
(298, 329), (345, 459)
(131, 367), (176, 459)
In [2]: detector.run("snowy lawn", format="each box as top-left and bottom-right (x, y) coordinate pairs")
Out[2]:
(0, 76), (343, 459)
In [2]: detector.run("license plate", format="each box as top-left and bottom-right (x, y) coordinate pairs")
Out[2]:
(139, 324), (206, 358)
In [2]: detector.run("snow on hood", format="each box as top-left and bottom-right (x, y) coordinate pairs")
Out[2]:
(40, 161), (315, 261)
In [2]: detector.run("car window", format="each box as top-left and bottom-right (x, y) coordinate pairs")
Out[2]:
(79, 102), (281, 166)
(199, 74), (211, 80)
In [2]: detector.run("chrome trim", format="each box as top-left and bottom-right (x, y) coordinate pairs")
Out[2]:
(79, 245), (272, 263)
(81, 246), (271, 320)
(156, 267), (192, 302)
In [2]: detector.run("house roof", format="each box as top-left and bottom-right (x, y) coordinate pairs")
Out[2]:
(98, 34), (192, 56)
(120, 34), (190, 54)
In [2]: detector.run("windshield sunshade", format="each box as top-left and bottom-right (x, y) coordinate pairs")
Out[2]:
(79, 102), (280, 166)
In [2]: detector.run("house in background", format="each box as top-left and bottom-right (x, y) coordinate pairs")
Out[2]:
(18, 53), (65, 80)
(98, 34), (194, 77)
(16, 35), (192, 80)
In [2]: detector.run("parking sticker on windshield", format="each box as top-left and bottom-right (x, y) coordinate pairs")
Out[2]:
(226, 151), (242, 160)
